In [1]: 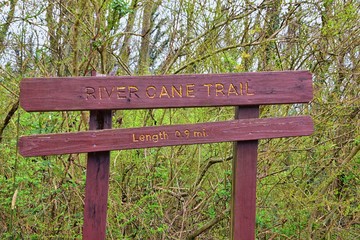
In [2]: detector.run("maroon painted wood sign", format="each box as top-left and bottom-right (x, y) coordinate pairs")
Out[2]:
(19, 116), (313, 157)
(20, 71), (312, 111)
(18, 71), (313, 240)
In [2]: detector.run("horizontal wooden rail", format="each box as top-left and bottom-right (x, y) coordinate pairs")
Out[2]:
(19, 116), (313, 157)
(20, 71), (312, 111)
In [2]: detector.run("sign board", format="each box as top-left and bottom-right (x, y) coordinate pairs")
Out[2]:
(19, 116), (313, 156)
(18, 70), (314, 240)
(20, 71), (312, 111)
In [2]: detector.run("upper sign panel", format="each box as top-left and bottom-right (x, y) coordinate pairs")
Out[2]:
(20, 71), (312, 111)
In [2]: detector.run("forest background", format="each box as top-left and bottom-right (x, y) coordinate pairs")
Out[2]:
(0, 0), (359, 239)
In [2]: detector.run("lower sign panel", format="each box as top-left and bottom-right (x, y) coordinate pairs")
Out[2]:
(19, 116), (313, 157)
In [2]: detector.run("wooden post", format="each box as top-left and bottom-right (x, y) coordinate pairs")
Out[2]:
(231, 106), (259, 240)
(83, 72), (112, 240)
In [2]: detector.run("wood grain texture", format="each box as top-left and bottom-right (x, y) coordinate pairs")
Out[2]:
(83, 151), (110, 240)
(19, 116), (314, 157)
(83, 72), (112, 240)
(231, 106), (259, 240)
(20, 71), (312, 111)
(83, 110), (112, 240)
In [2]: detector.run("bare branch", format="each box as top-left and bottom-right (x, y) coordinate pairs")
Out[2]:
(186, 207), (229, 240)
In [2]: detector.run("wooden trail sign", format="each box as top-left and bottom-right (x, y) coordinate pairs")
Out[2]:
(19, 116), (313, 157)
(18, 70), (313, 240)
(20, 71), (312, 111)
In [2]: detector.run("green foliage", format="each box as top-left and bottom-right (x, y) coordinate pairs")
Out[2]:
(1, 0), (359, 239)
(110, 0), (132, 18)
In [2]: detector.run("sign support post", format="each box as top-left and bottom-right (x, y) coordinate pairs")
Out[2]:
(232, 106), (259, 239)
(83, 72), (112, 240)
